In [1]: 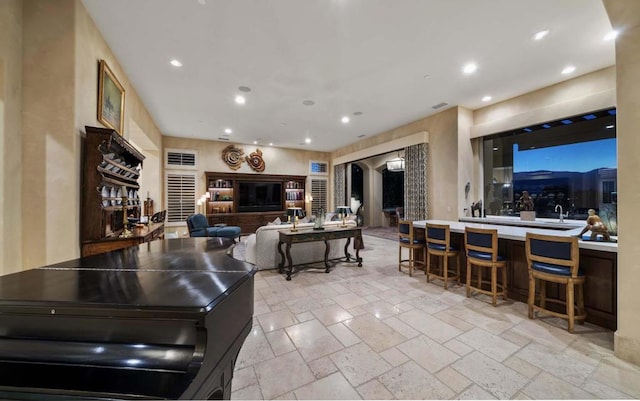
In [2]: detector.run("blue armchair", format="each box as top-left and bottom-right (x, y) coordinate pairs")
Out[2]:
(186, 214), (241, 241)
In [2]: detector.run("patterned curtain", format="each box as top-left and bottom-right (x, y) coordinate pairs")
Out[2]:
(334, 164), (346, 210)
(404, 143), (428, 220)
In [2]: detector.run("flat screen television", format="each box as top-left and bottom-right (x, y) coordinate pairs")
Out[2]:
(237, 181), (283, 212)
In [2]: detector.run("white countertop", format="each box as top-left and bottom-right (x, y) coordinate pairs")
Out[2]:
(458, 216), (584, 230)
(414, 219), (617, 253)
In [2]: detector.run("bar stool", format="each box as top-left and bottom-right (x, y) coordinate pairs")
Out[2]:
(525, 233), (586, 333)
(398, 220), (425, 277)
(464, 226), (507, 306)
(425, 223), (460, 289)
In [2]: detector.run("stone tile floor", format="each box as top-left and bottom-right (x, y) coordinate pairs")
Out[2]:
(232, 235), (640, 400)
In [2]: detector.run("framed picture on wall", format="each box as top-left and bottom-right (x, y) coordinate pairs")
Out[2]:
(97, 59), (125, 135)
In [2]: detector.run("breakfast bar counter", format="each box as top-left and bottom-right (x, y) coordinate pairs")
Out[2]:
(413, 219), (617, 330)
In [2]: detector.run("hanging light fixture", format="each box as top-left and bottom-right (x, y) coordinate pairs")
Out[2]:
(386, 152), (405, 172)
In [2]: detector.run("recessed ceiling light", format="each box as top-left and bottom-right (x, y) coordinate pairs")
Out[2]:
(269, 142), (273, 146)
(341, 116), (350, 124)
(493, 147), (499, 151)
(305, 138), (311, 144)
(197, 0), (206, 5)
(253, 140), (257, 144)
(482, 95), (492, 102)
(462, 63), (477, 75)
(353, 111), (363, 116)
(533, 30), (549, 40)
(170, 59), (182, 67)
(238, 86), (251, 92)
(603, 31), (618, 41)
(224, 128), (232, 134)
(561, 65), (576, 75)
(302, 100), (315, 106)
(606, 124), (615, 129)
(234, 95), (246, 104)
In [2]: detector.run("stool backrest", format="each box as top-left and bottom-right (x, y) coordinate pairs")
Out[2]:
(464, 226), (499, 262)
(426, 223), (450, 248)
(398, 220), (415, 243)
(525, 233), (580, 277)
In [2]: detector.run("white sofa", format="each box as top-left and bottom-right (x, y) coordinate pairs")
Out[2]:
(244, 220), (357, 270)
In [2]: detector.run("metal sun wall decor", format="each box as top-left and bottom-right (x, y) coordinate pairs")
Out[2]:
(222, 145), (245, 170)
(246, 149), (265, 172)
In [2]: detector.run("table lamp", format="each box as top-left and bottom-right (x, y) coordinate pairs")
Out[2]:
(286, 207), (305, 232)
(336, 206), (352, 228)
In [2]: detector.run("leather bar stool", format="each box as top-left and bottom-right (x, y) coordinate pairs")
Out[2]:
(398, 220), (425, 277)
(525, 232), (586, 333)
(425, 223), (460, 289)
(464, 226), (508, 306)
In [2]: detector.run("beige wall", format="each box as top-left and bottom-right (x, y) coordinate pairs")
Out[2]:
(604, 0), (640, 365)
(332, 107), (458, 221)
(457, 107), (475, 217)
(0, 0), (23, 275)
(163, 136), (331, 230)
(473, 67), (616, 138)
(74, 0), (164, 207)
(22, 0), (77, 269)
(16, 0), (165, 270)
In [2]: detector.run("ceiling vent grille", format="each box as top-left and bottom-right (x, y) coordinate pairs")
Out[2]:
(432, 102), (448, 109)
(166, 149), (197, 169)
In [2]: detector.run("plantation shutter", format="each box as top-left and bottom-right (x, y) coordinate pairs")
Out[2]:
(166, 172), (196, 223)
(311, 178), (328, 215)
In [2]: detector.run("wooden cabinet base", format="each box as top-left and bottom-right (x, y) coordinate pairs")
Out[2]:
(81, 223), (164, 257)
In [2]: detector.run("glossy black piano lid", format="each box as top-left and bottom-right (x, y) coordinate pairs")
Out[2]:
(48, 237), (251, 273)
(0, 238), (256, 317)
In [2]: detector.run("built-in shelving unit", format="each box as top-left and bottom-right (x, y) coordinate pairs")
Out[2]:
(204, 172), (306, 233)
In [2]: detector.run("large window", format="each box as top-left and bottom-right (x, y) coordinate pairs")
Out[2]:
(483, 108), (617, 234)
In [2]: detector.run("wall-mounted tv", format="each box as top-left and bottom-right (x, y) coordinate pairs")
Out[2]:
(238, 181), (283, 212)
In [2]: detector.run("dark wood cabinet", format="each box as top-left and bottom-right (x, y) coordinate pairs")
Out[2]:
(204, 172), (306, 233)
(81, 126), (163, 256)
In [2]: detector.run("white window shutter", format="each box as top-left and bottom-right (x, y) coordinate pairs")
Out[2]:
(166, 172), (196, 224)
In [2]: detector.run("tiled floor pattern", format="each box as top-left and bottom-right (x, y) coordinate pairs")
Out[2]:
(232, 235), (640, 400)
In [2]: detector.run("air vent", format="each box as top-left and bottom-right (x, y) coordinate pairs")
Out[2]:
(432, 102), (448, 109)
(357, 134), (366, 138)
(310, 160), (328, 175)
(217, 137), (230, 141)
(166, 149), (197, 169)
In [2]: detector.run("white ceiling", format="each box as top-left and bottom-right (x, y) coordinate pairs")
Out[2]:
(81, 0), (615, 152)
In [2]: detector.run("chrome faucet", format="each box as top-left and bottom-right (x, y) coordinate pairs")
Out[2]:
(555, 204), (564, 223)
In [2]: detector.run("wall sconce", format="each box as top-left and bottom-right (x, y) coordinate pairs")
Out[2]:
(287, 207), (305, 232)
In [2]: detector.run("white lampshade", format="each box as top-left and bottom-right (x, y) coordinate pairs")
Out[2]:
(336, 206), (352, 215)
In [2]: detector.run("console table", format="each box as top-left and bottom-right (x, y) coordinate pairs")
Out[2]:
(278, 227), (363, 280)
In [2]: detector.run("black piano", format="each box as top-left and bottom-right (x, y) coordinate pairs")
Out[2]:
(0, 237), (256, 400)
